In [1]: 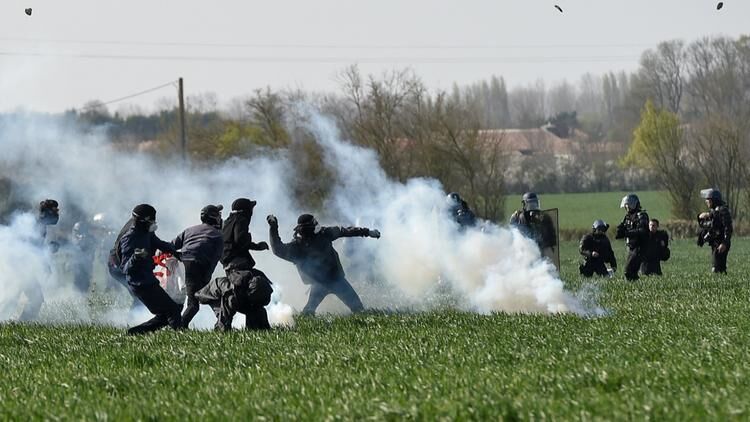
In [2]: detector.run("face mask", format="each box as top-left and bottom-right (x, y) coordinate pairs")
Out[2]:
(148, 222), (158, 233)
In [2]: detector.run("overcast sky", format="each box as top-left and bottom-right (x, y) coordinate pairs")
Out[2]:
(0, 0), (747, 113)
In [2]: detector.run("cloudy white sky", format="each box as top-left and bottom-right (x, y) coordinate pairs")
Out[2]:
(0, 0), (747, 113)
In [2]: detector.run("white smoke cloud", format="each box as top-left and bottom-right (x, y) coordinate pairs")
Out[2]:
(0, 106), (601, 329)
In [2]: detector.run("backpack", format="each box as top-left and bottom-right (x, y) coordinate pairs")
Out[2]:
(228, 270), (273, 307)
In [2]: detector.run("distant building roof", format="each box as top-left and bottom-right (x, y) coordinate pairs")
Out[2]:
(478, 128), (574, 155)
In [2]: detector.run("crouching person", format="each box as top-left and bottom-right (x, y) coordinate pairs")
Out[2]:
(119, 204), (182, 335)
(579, 219), (617, 277)
(267, 213), (380, 315)
(195, 269), (273, 331)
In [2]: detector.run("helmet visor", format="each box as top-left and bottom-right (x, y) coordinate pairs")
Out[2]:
(524, 198), (541, 211)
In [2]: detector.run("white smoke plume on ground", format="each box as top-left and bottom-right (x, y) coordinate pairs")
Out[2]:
(0, 107), (601, 329)
(301, 109), (601, 315)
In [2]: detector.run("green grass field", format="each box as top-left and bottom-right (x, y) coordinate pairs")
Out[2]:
(505, 191), (673, 229)
(2, 237), (750, 419)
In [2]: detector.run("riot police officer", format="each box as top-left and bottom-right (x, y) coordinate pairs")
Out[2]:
(445, 192), (477, 229)
(614, 194), (649, 281)
(579, 220), (617, 277)
(510, 192), (558, 264)
(697, 188), (732, 273)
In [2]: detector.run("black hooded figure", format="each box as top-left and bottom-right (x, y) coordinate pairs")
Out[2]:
(267, 213), (380, 315)
(118, 204), (182, 335)
(615, 194), (650, 281)
(196, 198), (273, 331)
(17, 199), (59, 321)
(697, 188), (733, 273)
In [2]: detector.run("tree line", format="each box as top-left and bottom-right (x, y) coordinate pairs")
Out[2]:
(56, 34), (750, 223)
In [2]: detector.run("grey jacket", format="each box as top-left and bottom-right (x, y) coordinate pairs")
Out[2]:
(173, 223), (223, 268)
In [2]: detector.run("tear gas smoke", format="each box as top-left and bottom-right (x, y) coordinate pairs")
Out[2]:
(0, 107), (601, 328)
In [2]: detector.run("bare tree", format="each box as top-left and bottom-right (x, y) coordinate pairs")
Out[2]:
(638, 40), (686, 114)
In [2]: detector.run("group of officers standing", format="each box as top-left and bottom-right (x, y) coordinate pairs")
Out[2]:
(576, 188), (733, 280)
(452, 188), (733, 280)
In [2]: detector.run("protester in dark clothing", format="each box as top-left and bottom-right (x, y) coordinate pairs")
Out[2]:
(18, 199), (59, 321)
(221, 198), (269, 270)
(172, 204), (224, 328)
(195, 268), (273, 331)
(579, 219), (617, 277)
(267, 213), (380, 315)
(118, 204), (182, 335)
(446, 192), (477, 229)
(202, 198), (273, 331)
(697, 188), (733, 274)
(641, 219), (670, 276)
(615, 194), (650, 281)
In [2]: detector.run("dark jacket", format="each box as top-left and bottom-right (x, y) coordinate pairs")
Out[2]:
(221, 212), (266, 269)
(107, 218), (134, 281)
(509, 210), (557, 249)
(269, 225), (371, 285)
(579, 233), (617, 269)
(450, 201), (477, 228)
(615, 210), (650, 250)
(705, 205), (733, 247)
(643, 230), (670, 262)
(118, 226), (176, 287)
(173, 223), (223, 269)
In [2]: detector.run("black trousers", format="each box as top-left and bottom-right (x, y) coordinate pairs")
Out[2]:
(640, 258), (662, 276)
(624, 249), (643, 281)
(128, 282), (182, 335)
(579, 261), (608, 277)
(213, 268), (272, 331)
(711, 244), (730, 273)
(181, 260), (214, 328)
(302, 278), (364, 315)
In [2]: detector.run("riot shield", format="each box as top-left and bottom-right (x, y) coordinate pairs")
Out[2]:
(541, 208), (561, 272)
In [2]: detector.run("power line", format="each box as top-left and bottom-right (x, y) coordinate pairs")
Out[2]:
(80, 80), (177, 110)
(0, 37), (652, 50)
(0, 51), (641, 64)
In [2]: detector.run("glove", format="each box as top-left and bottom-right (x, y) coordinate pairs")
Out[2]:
(368, 229), (381, 239)
(266, 215), (278, 228)
(257, 241), (269, 250)
(134, 248), (150, 260)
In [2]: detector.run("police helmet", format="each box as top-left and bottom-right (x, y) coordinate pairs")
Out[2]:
(700, 188), (722, 202)
(620, 194), (640, 211)
(592, 219), (609, 232)
(522, 192), (541, 211)
(446, 192), (462, 206)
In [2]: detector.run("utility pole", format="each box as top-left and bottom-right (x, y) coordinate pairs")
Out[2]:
(178, 77), (187, 162)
